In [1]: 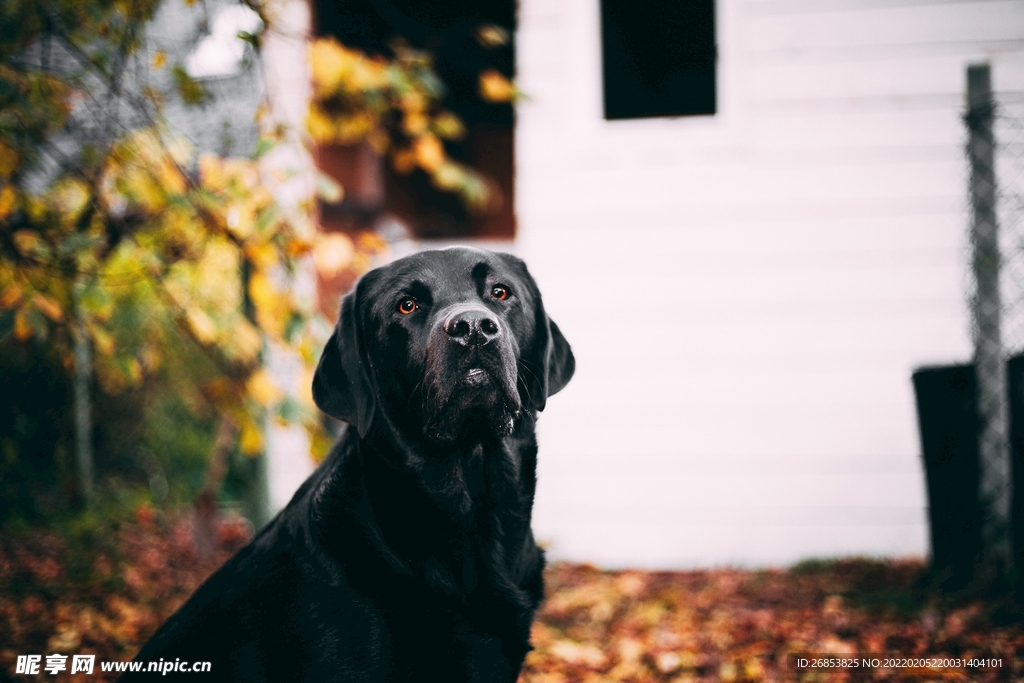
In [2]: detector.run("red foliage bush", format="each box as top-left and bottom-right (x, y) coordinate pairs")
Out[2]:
(0, 511), (250, 682)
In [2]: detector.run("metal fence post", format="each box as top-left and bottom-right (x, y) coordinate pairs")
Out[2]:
(966, 63), (1012, 579)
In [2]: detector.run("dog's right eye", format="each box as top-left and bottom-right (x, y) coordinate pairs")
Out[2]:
(398, 298), (418, 315)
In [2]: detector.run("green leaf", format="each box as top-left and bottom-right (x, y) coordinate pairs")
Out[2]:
(252, 137), (275, 159)
(316, 171), (343, 204)
(254, 206), (276, 234)
(171, 64), (210, 107)
(237, 31), (260, 49)
(276, 396), (302, 424)
(24, 306), (48, 340)
(283, 311), (303, 344)
(57, 232), (103, 258)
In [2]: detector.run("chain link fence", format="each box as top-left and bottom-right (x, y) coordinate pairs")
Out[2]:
(996, 91), (1024, 581)
(995, 95), (1024, 353)
(964, 65), (1024, 580)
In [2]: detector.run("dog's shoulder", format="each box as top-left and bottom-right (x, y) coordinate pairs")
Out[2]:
(124, 440), (391, 681)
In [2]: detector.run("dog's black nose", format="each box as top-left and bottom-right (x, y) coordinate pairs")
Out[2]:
(445, 309), (500, 346)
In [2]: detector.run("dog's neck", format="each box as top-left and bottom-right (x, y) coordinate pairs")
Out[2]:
(312, 421), (541, 609)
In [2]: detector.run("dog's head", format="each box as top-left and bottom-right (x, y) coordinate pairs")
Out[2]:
(312, 247), (574, 446)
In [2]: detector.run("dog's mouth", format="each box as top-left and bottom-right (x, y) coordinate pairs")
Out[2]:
(422, 361), (521, 445)
(464, 367), (489, 386)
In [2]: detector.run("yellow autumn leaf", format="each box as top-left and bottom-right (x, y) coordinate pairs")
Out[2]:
(32, 293), (64, 322)
(247, 368), (283, 406)
(355, 231), (388, 253)
(232, 319), (263, 363)
(306, 107), (337, 144)
(308, 425), (335, 462)
(164, 135), (194, 167)
(218, 157), (259, 191)
(12, 230), (40, 255)
(312, 232), (355, 279)
(0, 283), (23, 309)
(474, 24), (509, 48)
(123, 356), (143, 385)
(257, 304), (292, 341)
(247, 271), (278, 311)
(553, 639), (607, 668)
(128, 171), (167, 212)
(413, 134), (444, 172)
(391, 147), (416, 174)
(308, 39), (348, 96)
(13, 309), (32, 341)
(479, 69), (515, 103)
(285, 236), (314, 257)
(238, 419), (264, 455)
(432, 111), (465, 140)
(402, 111), (429, 136)
(335, 112), (376, 145)
(197, 153), (228, 192)
(719, 661), (738, 683)
(744, 657), (765, 681)
(0, 142), (19, 179)
(248, 273), (291, 339)
(89, 324), (116, 356)
(152, 50), (167, 69)
(244, 241), (279, 271)
(25, 195), (46, 222)
(316, 171), (344, 204)
(431, 161), (466, 191)
(346, 55), (389, 92)
(0, 185), (17, 220)
(398, 91), (426, 114)
(186, 307), (218, 344)
(225, 204), (255, 238)
(49, 178), (90, 225)
(158, 159), (187, 196)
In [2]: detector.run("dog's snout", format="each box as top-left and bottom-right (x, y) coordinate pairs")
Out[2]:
(444, 309), (501, 346)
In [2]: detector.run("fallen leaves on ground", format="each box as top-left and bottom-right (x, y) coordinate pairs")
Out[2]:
(2, 522), (1022, 682)
(0, 512), (250, 681)
(522, 561), (1023, 683)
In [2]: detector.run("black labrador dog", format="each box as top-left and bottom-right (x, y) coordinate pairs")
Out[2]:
(123, 247), (574, 682)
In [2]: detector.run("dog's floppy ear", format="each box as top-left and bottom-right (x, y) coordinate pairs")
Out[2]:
(312, 285), (376, 437)
(545, 317), (574, 399)
(500, 252), (574, 411)
(528, 311), (575, 412)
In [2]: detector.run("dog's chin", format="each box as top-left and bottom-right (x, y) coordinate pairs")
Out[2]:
(423, 373), (521, 446)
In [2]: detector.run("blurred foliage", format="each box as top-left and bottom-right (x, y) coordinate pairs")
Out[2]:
(521, 560), (1023, 683)
(307, 36), (517, 214)
(2, 553), (1022, 682)
(0, 1), (516, 528)
(0, 508), (252, 679)
(0, 0), (393, 523)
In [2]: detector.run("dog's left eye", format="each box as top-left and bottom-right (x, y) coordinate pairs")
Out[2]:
(490, 285), (510, 301)
(398, 298), (417, 315)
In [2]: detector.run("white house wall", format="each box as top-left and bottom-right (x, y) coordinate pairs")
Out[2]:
(515, 0), (1024, 567)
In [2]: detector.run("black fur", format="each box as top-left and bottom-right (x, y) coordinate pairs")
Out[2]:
(123, 248), (574, 682)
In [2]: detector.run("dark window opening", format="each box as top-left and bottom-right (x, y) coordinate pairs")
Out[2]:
(600, 0), (716, 120)
(313, 0), (516, 239)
